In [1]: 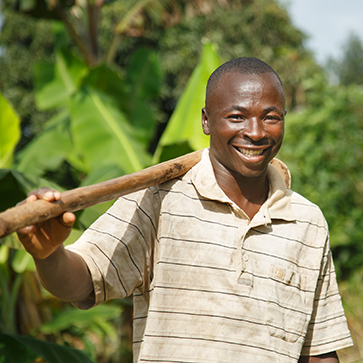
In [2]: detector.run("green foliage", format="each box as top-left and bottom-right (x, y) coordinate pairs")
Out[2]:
(0, 333), (95, 363)
(0, 170), (27, 212)
(0, 2), (55, 142)
(69, 86), (146, 174)
(39, 304), (121, 335)
(328, 32), (363, 86)
(18, 46), (153, 181)
(0, 0), (319, 151)
(34, 50), (89, 111)
(0, 93), (20, 168)
(37, 303), (122, 361)
(156, 0), (319, 110)
(125, 48), (163, 145)
(0, 246), (24, 335)
(15, 111), (73, 177)
(279, 75), (363, 279)
(154, 41), (222, 162)
(0, 168), (65, 212)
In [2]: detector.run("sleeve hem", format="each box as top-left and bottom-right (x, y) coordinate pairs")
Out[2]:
(65, 245), (105, 307)
(301, 337), (354, 356)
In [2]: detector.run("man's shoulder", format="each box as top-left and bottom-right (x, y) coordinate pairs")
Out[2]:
(156, 168), (197, 195)
(288, 189), (327, 227)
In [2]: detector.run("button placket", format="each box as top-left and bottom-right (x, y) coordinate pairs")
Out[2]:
(230, 204), (255, 287)
(237, 227), (254, 287)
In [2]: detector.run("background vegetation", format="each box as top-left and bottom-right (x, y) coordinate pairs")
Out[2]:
(1, 0), (363, 361)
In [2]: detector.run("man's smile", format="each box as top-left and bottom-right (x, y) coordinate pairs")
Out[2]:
(233, 145), (269, 157)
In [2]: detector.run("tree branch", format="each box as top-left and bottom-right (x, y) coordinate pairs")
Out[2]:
(55, 6), (98, 67)
(87, 0), (104, 60)
(104, 0), (154, 66)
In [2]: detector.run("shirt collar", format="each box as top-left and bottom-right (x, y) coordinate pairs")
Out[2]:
(190, 148), (296, 224)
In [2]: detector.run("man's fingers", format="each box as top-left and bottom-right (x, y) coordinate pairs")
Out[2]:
(27, 188), (62, 202)
(58, 212), (76, 227)
(26, 194), (37, 202)
(16, 225), (35, 242)
(42, 190), (61, 201)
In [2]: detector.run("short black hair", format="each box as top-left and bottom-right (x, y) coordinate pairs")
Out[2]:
(206, 57), (283, 103)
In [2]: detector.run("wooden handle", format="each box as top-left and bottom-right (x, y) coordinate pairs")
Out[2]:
(0, 150), (203, 238)
(0, 150), (291, 238)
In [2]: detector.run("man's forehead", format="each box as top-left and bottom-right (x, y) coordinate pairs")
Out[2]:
(205, 71), (286, 114)
(211, 72), (284, 98)
(220, 71), (280, 86)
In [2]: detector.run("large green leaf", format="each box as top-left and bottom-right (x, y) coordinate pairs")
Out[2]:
(0, 333), (95, 363)
(39, 304), (121, 334)
(11, 249), (35, 273)
(34, 50), (89, 111)
(125, 48), (162, 145)
(0, 333), (37, 363)
(15, 110), (73, 176)
(83, 64), (128, 111)
(126, 48), (162, 101)
(69, 86), (151, 174)
(0, 234), (22, 249)
(0, 93), (20, 168)
(0, 169), (28, 213)
(129, 99), (157, 145)
(153, 42), (222, 162)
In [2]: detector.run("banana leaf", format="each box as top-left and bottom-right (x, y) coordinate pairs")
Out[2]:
(0, 333), (95, 363)
(0, 93), (20, 168)
(153, 41), (222, 162)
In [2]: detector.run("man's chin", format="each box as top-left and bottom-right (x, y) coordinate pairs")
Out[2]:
(233, 166), (269, 180)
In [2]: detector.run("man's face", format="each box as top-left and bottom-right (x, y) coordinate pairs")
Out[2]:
(202, 72), (285, 180)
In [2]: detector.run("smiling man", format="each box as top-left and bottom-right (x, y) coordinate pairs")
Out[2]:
(202, 65), (286, 219)
(17, 58), (353, 362)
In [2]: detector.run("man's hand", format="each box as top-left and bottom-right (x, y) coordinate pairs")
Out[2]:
(16, 188), (93, 303)
(16, 188), (76, 259)
(298, 352), (339, 363)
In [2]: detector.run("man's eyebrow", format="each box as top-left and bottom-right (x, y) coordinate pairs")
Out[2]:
(224, 105), (284, 116)
(263, 106), (285, 117)
(224, 105), (249, 113)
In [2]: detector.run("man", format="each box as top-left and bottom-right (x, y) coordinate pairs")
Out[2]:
(18, 58), (353, 362)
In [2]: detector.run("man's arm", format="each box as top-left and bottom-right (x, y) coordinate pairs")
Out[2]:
(33, 244), (93, 302)
(17, 188), (93, 303)
(298, 351), (339, 363)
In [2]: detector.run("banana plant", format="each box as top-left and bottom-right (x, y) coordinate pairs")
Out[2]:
(153, 41), (222, 163)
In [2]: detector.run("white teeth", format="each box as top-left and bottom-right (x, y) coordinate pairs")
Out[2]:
(236, 147), (264, 156)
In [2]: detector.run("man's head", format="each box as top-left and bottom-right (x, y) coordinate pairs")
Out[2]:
(202, 57), (286, 180)
(205, 57), (284, 108)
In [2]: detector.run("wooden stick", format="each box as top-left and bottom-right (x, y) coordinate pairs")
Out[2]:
(0, 150), (203, 238)
(0, 150), (291, 238)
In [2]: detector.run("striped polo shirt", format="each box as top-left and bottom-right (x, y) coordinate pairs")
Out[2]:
(68, 148), (353, 362)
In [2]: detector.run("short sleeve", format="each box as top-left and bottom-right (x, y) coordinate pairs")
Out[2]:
(66, 187), (160, 309)
(301, 242), (353, 355)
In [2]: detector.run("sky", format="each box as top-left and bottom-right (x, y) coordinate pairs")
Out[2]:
(281, 0), (363, 65)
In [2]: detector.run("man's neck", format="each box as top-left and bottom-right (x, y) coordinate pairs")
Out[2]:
(212, 164), (269, 220)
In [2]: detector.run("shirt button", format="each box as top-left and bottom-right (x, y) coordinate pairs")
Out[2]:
(243, 254), (249, 262)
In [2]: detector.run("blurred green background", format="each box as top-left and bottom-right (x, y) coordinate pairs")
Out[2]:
(0, 0), (363, 362)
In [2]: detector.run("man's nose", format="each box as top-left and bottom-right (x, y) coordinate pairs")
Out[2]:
(242, 118), (267, 141)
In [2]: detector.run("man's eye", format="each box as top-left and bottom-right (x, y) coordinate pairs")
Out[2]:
(265, 115), (281, 123)
(228, 115), (244, 121)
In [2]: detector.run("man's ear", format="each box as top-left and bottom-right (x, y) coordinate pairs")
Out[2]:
(202, 108), (210, 135)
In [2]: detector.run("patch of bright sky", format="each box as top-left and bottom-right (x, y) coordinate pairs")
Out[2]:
(280, 0), (363, 65)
